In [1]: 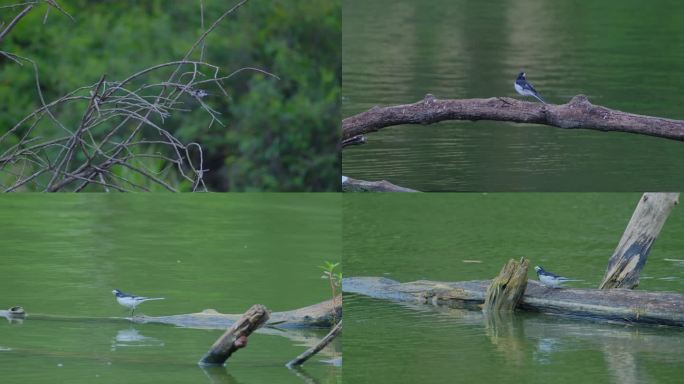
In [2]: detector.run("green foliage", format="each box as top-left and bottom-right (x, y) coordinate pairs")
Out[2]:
(320, 260), (341, 324)
(0, 0), (340, 191)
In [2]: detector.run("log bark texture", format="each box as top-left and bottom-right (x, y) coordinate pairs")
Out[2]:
(342, 94), (684, 142)
(343, 277), (684, 327)
(198, 304), (270, 366)
(286, 320), (342, 368)
(600, 193), (680, 289)
(342, 176), (418, 192)
(484, 258), (529, 312)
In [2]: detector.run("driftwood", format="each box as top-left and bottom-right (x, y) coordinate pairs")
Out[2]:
(198, 304), (270, 366)
(343, 277), (684, 327)
(483, 258), (529, 312)
(286, 320), (342, 368)
(600, 193), (680, 289)
(342, 94), (684, 142)
(2, 297), (341, 329)
(342, 176), (418, 192)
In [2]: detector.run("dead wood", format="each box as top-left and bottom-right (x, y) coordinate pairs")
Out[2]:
(286, 320), (342, 368)
(198, 304), (270, 366)
(342, 176), (418, 192)
(343, 277), (684, 327)
(342, 94), (684, 142)
(600, 193), (680, 289)
(484, 258), (529, 312)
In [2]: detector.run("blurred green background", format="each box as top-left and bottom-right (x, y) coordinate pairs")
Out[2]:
(0, 0), (340, 191)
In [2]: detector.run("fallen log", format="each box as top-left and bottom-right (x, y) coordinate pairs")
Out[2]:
(139, 296), (341, 329)
(287, 320), (342, 368)
(342, 94), (684, 142)
(600, 193), (679, 289)
(1, 296), (341, 329)
(198, 304), (270, 366)
(343, 277), (684, 327)
(342, 176), (418, 192)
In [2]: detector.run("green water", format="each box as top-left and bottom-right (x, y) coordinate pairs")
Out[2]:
(342, 0), (684, 191)
(343, 193), (684, 383)
(0, 194), (341, 384)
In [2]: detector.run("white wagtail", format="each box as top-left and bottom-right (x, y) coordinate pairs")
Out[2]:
(112, 289), (164, 317)
(514, 72), (546, 103)
(534, 266), (582, 288)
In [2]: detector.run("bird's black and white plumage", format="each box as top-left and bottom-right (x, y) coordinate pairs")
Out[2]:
(112, 289), (164, 316)
(514, 72), (546, 103)
(534, 266), (581, 288)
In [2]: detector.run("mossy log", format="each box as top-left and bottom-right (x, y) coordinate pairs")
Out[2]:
(343, 277), (684, 327)
(484, 258), (529, 312)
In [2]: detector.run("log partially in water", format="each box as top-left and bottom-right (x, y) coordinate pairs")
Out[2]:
(484, 258), (529, 312)
(342, 176), (418, 192)
(138, 296), (341, 329)
(286, 320), (342, 368)
(343, 277), (684, 327)
(198, 304), (270, 366)
(600, 193), (679, 289)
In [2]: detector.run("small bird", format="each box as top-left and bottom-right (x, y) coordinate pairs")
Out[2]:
(514, 72), (546, 103)
(112, 289), (164, 317)
(534, 266), (581, 288)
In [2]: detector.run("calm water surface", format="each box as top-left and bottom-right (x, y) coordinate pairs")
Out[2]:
(0, 194), (341, 384)
(343, 0), (684, 191)
(343, 193), (684, 383)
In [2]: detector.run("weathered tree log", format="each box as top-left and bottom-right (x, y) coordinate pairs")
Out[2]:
(484, 258), (529, 312)
(198, 304), (270, 366)
(286, 320), (342, 368)
(342, 176), (418, 192)
(342, 94), (684, 142)
(600, 193), (680, 289)
(3, 297), (340, 330)
(139, 296), (341, 329)
(343, 277), (684, 327)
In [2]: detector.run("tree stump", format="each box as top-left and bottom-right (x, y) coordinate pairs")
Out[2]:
(198, 304), (270, 366)
(483, 258), (529, 312)
(600, 193), (679, 289)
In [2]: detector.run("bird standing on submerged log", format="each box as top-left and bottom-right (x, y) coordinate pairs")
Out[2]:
(112, 289), (164, 317)
(514, 72), (546, 103)
(535, 266), (582, 288)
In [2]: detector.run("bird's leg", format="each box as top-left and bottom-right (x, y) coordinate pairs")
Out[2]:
(130, 307), (135, 318)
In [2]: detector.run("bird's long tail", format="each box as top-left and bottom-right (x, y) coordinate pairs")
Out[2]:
(140, 297), (164, 302)
(532, 93), (546, 104)
(559, 279), (582, 282)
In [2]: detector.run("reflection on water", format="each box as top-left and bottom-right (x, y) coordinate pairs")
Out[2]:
(345, 294), (684, 384)
(111, 327), (165, 350)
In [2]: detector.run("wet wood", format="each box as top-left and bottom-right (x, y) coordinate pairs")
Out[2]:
(342, 94), (684, 141)
(343, 277), (684, 327)
(140, 296), (341, 329)
(286, 320), (342, 368)
(342, 176), (418, 192)
(600, 193), (679, 289)
(198, 304), (270, 366)
(484, 258), (529, 312)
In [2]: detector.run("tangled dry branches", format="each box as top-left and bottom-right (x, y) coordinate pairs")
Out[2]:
(0, 0), (276, 192)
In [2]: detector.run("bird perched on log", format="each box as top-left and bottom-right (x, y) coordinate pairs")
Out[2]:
(534, 266), (582, 288)
(514, 72), (546, 103)
(112, 289), (164, 317)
